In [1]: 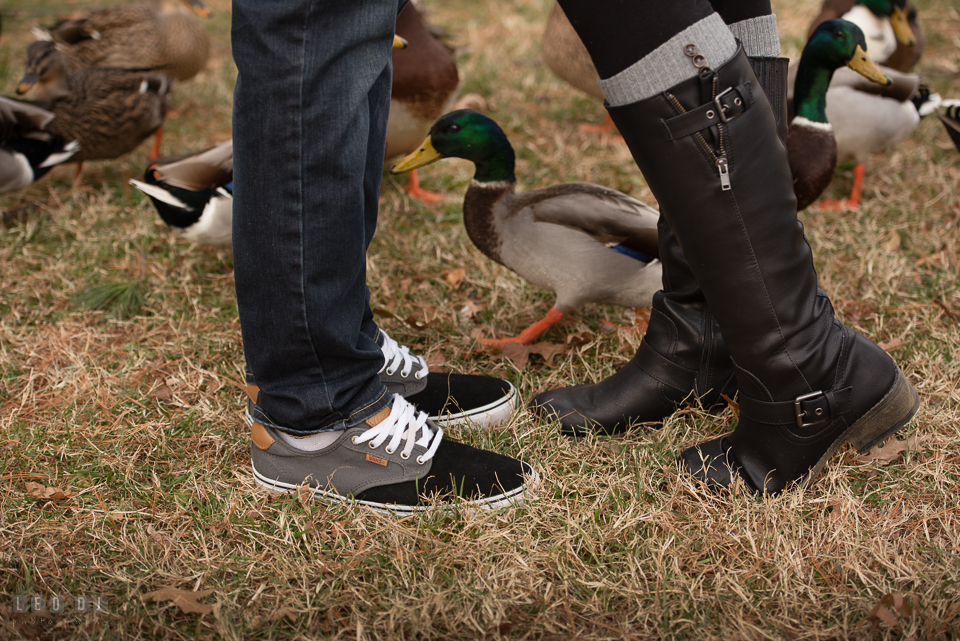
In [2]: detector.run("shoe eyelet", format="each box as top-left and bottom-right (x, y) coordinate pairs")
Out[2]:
(351, 436), (359, 445)
(734, 97), (742, 106)
(369, 442), (377, 450)
(400, 452), (410, 460)
(416, 456), (425, 465)
(385, 447), (395, 455)
(386, 368), (397, 376)
(706, 110), (715, 120)
(415, 372), (425, 380)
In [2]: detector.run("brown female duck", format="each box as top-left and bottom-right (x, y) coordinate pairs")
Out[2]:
(16, 41), (169, 183)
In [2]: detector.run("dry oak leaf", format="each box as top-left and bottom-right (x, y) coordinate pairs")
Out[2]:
(501, 341), (565, 370)
(143, 586), (215, 615)
(25, 482), (76, 500)
(458, 299), (485, 322)
(859, 434), (929, 465)
(878, 337), (905, 352)
(268, 607), (298, 623)
(857, 592), (918, 631)
(442, 268), (466, 290)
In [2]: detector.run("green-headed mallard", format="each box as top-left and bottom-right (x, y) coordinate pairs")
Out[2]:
(0, 96), (80, 193)
(808, 0), (921, 72)
(788, 19), (892, 211)
(387, 3), (459, 203)
(33, 0), (211, 83)
(391, 109), (661, 345)
(130, 139), (233, 247)
(16, 41), (169, 184)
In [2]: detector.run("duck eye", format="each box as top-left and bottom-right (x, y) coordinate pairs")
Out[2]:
(448, 124), (460, 133)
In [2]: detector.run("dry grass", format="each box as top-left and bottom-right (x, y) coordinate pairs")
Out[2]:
(1, 0), (959, 638)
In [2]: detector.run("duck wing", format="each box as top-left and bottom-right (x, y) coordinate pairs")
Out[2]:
(152, 139), (233, 191)
(518, 182), (660, 259)
(0, 97), (55, 142)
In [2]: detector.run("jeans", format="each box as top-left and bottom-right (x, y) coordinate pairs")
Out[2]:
(232, 0), (403, 435)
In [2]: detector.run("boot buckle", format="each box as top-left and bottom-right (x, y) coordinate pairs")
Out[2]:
(714, 87), (739, 124)
(795, 391), (827, 428)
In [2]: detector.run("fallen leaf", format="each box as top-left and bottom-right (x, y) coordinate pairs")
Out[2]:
(458, 299), (485, 322)
(857, 592), (918, 631)
(442, 268), (466, 290)
(916, 252), (943, 268)
(150, 385), (174, 401)
(500, 342), (565, 369)
(404, 314), (431, 331)
(598, 319), (620, 334)
(268, 607), (298, 623)
(721, 394), (739, 412)
(143, 586), (215, 615)
(425, 351), (447, 372)
(2, 440), (19, 452)
(882, 229), (901, 253)
(565, 331), (594, 348)
(878, 337), (905, 352)
(25, 482), (76, 501)
(859, 434), (928, 464)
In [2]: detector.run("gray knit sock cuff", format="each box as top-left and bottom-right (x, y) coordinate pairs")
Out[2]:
(599, 13), (738, 107)
(728, 14), (781, 58)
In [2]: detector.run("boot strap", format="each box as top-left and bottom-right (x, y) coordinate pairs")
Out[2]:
(663, 82), (754, 141)
(739, 387), (852, 428)
(635, 340), (697, 385)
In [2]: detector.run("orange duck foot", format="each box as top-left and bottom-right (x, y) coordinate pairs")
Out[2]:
(478, 308), (565, 346)
(404, 169), (443, 203)
(817, 164), (865, 211)
(599, 307), (650, 335)
(148, 126), (164, 162)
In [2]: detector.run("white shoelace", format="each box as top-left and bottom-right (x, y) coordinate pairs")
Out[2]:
(379, 331), (429, 380)
(352, 394), (443, 465)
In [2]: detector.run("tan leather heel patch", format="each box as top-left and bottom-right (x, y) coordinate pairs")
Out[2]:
(365, 406), (391, 427)
(251, 422), (275, 450)
(246, 384), (260, 404)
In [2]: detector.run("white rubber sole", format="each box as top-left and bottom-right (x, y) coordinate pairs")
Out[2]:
(244, 382), (518, 431)
(251, 460), (537, 517)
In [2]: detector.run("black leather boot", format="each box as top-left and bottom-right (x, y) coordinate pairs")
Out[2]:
(528, 52), (794, 438)
(528, 216), (736, 436)
(604, 46), (918, 494)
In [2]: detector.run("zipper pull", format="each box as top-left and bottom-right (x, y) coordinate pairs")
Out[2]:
(717, 156), (731, 191)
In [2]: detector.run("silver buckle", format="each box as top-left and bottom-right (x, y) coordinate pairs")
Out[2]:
(713, 87), (735, 123)
(795, 391), (826, 428)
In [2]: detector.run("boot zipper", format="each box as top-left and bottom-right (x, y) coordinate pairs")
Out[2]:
(667, 88), (731, 191)
(717, 157), (731, 190)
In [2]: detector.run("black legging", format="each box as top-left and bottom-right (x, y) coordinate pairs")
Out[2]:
(557, 0), (772, 78)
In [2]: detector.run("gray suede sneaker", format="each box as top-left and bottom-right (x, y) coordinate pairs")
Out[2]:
(250, 394), (537, 515)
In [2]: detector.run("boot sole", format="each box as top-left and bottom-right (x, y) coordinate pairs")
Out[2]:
(805, 368), (919, 486)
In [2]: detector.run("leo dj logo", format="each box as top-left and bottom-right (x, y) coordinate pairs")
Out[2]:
(11, 594), (109, 615)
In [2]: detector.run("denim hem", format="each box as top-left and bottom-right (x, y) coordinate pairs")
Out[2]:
(250, 388), (391, 436)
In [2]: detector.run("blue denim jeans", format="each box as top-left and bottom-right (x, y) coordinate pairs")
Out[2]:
(232, 0), (403, 434)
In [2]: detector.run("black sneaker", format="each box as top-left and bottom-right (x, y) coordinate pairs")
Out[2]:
(377, 330), (516, 428)
(250, 394), (537, 515)
(244, 330), (517, 430)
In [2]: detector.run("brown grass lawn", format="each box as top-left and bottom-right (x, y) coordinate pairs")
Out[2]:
(1, 0), (959, 638)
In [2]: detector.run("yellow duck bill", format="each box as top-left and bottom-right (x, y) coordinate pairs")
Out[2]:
(390, 136), (443, 173)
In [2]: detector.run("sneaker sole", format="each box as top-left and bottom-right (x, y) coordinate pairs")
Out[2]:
(251, 460), (538, 517)
(804, 368), (920, 487)
(244, 382), (518, 431)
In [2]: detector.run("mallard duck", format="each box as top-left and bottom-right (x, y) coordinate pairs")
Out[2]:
(130, 139), (233, 247)
(808, 0), (921, 72)
(0, 97), (80, 193)
(788, 20), (892, 211)
(33, 0), (211, 83)
(15, 41), (169, 184)
(541, 2), (617, 136)
(391, 110), (662, 345)
(937, 101), (960, 153)
(387, 3), (459, 203)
